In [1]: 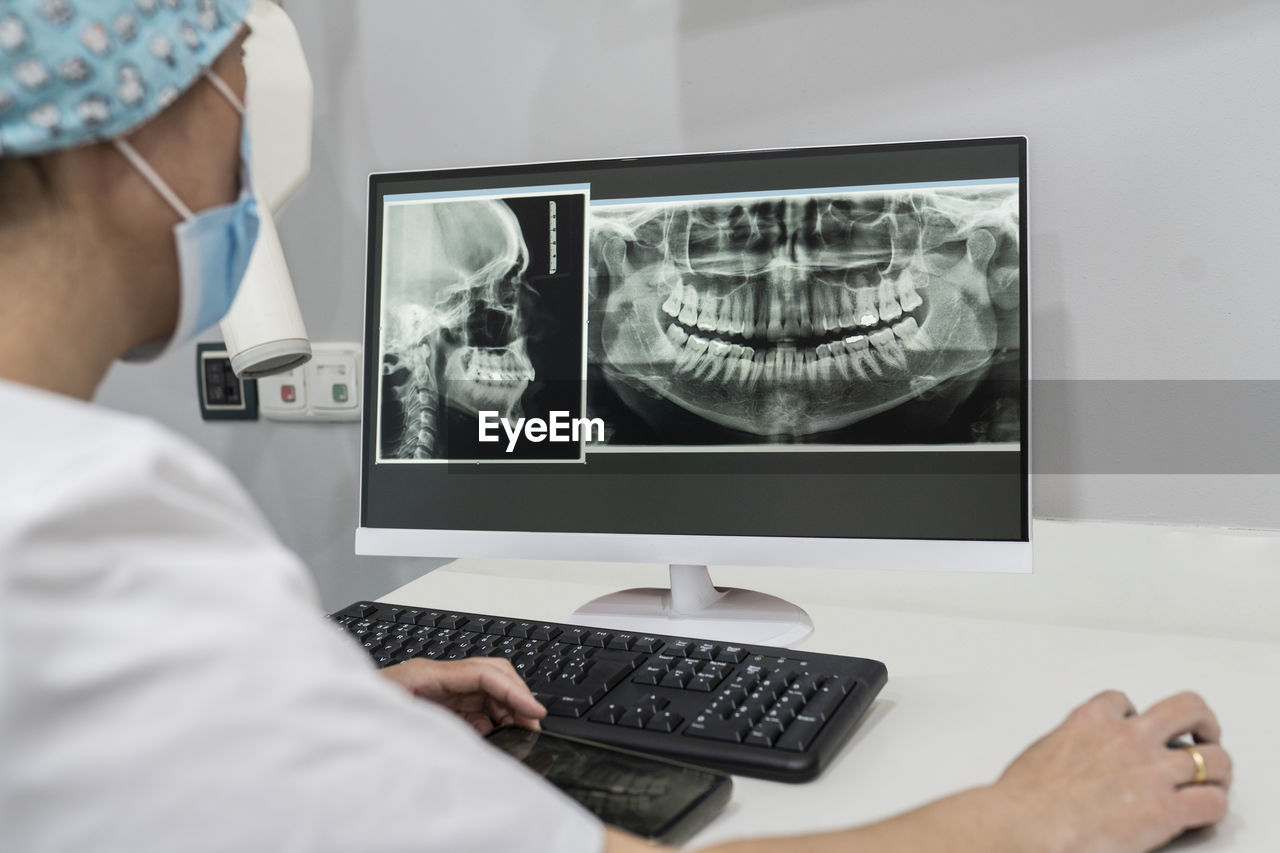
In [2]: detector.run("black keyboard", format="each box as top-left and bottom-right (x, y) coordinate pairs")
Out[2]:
(330, 600), (888, 783)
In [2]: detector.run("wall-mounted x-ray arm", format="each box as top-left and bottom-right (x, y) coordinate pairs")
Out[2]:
(220, 0), (315, 378)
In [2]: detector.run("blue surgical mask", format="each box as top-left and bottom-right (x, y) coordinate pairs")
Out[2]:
(113, 70), (261, 361)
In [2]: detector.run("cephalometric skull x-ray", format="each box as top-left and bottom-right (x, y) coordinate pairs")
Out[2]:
(587, 185), (1021, 445)
(377, 191), (586, 462)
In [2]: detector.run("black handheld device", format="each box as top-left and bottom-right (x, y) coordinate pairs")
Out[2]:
(487, 726), (733, 846)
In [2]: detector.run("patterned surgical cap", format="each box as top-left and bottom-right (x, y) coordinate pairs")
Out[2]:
(0, 0), (251, 157)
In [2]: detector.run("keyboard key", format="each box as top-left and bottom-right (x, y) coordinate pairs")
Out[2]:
(634, 693), (669, 714)
(506, 621), (533, 639)
(826, 675), (852, 695)
(416, 611), (445, 627)
(436, 615), (464, 630)
(685, 716), (748, 743)
(548, 696), (594, 718)
(791, 675), (820, 700)
(801, 686), (846, 723)
(590, 702), (626, 725)
(396, 609), (424, 625)
(372, 604), (406, 622)
(690, 643), (721, 661)
(633, 636), (663, 654)
(776, 717), (823, 752)
(754, 718), (785, 743)
(606, 634), (635, 651)
(688, 675), (720, 692)
(584, 630), (612, 648)
(717, 645), (749, 664)
(745, 728), (776, 748)
(589, 660), (633, 691)
(660, 670), (691, 689)
(617, 709), (649, 728)
(665, 640), (693, 657)
(632, 663), (669, 685)
(646, 711), (684, 733)
(560, 627), (589, 645)
(463, 618), (492, 633)
(530, 625), (561, 641)
(337, 603), (376, 619)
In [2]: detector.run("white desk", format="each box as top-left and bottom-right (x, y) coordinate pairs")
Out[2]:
(381, 554), (1280, 851)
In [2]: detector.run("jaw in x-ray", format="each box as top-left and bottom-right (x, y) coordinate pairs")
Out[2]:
(380, 199), (535, 460)
(588, 186), (1020, 440)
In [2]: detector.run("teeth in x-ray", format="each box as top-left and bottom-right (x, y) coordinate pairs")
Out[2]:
(878, 278), (903, 323)
(676, 333), (710, 373)
(697, 298), (721, 333)
(852, 287), (879, 329)
(843, 334), (872, 380)
(802, 349), (819, 383)
(661, 281), (683, 317)
(666, 323), (689, 349)
(741, 287), (756, 339)
(733, 345), (756, 385)
(724, 291), (746, 336)
(837, 287), (857, 328)
(870, 327), (907, 371)
(678, 285), (700, 327)
(829, 340), (851, 381)
(896, 269), (924, 313)
(697, 339), (732, 382)
(777, 343), (797, 382)
(793, 287), (814, 338)
(814, 342), (834, 382)
(766, 289), (785, 341)
(817, 285), (839, 333)
(591, 185), (1018, 436)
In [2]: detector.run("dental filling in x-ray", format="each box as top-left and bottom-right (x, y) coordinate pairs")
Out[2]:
(586, 184), (1021, 447)
(377, 190), (588, 462)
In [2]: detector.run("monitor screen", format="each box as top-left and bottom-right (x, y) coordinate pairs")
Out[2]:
(361, 138), (1027, 549)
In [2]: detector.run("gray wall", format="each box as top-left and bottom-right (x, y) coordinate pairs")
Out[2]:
(97, 0), (1280, 608)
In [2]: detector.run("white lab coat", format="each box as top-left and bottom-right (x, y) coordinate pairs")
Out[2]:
(0, 380), (603, 853)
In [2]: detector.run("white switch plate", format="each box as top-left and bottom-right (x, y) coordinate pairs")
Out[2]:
(259, 342), (362, 422)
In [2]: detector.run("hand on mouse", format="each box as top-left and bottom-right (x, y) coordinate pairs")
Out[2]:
(993, 690), (1232, 853)
(379, 657), (547, 735)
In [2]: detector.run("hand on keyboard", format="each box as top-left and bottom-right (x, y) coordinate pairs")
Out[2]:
(379, 657), (548, 735)
(332, 600), (888, 782)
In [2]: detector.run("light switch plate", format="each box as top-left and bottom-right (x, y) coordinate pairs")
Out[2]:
(197, 343), (258, 421)
(259, 342), (361, 422)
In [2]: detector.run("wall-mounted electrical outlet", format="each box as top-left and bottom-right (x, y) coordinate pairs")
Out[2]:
(257, 342), (362, 422)
(197, 343), (258, 421)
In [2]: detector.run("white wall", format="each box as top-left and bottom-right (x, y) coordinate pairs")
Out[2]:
(98, 0), (1280, 607)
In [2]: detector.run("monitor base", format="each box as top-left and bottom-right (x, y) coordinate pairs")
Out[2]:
(569, 564), (814, 647)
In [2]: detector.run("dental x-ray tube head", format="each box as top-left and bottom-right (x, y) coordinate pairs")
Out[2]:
(357, 138), (1030, 646)
(220, 0), (313, 378)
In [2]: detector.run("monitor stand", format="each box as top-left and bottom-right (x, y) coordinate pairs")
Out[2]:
(569, 564), (814, 647)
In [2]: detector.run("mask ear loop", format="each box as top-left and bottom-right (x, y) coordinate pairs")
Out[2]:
(204, 69), (245, 115)
(112, 138), (195, 221)
(112, 68), (247, 221)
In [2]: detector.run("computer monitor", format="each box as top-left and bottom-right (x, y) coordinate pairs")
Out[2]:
(357, 137), (1029, 646)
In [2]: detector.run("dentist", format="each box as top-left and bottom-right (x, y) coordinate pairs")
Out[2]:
(0, 3), (1230, 852)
